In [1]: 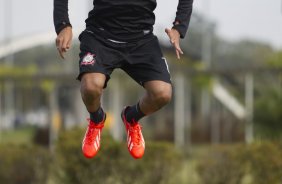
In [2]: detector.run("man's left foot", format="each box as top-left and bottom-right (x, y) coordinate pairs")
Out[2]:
(121, 106), (145, 159)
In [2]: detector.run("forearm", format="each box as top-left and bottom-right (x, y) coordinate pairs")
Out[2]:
(173, 0), (193, 39)
(53, 0), (72, 34)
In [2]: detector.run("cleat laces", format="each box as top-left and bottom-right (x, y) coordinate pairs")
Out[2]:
(85, 119), (103, 145)
(129, 121), (142, 145)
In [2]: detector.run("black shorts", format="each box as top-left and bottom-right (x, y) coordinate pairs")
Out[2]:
(77, 30), (171, 88)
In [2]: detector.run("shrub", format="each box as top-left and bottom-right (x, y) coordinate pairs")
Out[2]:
(245, 141), (282, 184)
(53, 128), (184, 184)
(197, 142), (282, 184)
(0, 144), (50, 184)
(197, 144), (246, 184)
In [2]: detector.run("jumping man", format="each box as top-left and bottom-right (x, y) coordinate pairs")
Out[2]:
(53, 0), (193, 159)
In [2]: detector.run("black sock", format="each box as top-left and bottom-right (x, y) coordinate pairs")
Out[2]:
(125, 103), (145, 124)
(90, 107), (105, 124)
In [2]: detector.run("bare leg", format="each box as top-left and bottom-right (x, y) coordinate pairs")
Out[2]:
(80, 73), (106, 113)
(139, 80), (172, 115)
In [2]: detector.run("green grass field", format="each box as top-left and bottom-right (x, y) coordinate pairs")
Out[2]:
(0, 127), (35, 145)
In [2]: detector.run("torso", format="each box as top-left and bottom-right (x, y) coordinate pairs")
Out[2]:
(86, 0), (157, 41)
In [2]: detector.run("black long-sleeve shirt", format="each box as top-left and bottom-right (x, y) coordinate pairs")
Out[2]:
(54, 0), (193, 41)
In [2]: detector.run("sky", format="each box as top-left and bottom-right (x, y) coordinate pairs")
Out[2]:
(0, 0), (282, 49)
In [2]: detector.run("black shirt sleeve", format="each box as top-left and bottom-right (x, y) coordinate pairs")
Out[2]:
(173, 0), (194, 39)
(53, 0), (72, 34)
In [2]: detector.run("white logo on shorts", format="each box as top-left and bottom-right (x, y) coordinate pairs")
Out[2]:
(81, 53), (96, 66)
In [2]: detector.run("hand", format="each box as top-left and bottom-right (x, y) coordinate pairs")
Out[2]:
(55, 26), (73, 59)
(165, 28), (183, 59)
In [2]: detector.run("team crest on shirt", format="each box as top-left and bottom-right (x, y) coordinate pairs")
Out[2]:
(81, 52), (96, 66)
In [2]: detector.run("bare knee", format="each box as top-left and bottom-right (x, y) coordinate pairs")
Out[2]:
(148, 85), (172, 107)
(80, 73), (105, 99)
(153, 90), (172, 106)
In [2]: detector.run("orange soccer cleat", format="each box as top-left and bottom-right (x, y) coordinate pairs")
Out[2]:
(82, 118), (105, 158)
(121, 107), (145, 159)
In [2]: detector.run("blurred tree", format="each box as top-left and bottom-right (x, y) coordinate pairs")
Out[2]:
(267, 50), (282, 68)
(253, 51), (282, 139)
(254, 86), (282, 139)
(215, 40), (273, 69)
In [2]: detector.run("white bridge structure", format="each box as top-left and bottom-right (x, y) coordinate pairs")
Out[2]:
(0, 31), (253, 146)
(0, 30), (82, 59)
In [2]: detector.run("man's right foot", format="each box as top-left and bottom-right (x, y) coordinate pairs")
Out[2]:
(82, 117), (105, 158)
(121, 107), (145, 159)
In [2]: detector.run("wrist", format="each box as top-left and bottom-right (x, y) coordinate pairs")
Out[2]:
(63, 26), (72, 31)
(172, 25), (184, 39)
(56, 22), (72, 35)
(171, 28), (180, 36)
